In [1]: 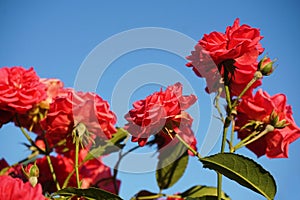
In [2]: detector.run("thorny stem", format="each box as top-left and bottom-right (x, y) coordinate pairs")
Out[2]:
(218, 72), (232, 200)
(112, 143), (149, 194)
(46, 155), (61, 190)
(62, 161), (84, 189)
(232, 71), (263, 108)
(175, 134), (202, 159)
(214, 87), (225, 123)
(75, 137), (81, 188)
(18, 127), (46, 154)
(216, 71), (263, 199)
(224, 82), (232, 111)
(229, 117), (236, 153)
(217, 116), (231, 200)
(113, 151), (122, 194)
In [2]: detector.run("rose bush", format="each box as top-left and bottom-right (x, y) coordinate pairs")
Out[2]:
(0, 19), (299, 200)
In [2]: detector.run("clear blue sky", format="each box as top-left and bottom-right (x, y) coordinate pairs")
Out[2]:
(0, 1), (300, 199)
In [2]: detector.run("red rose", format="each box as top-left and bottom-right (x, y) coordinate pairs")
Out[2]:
(186, 18), (263, 97)
(0, 175), (46, 200)
(235, 89), (300, 158)
(40, 90), (117, 152)
(124, 82), (197, 148)
(225, 18), (264, 65)
(0, 66), (47, 114)
(9, 78), (65, 134)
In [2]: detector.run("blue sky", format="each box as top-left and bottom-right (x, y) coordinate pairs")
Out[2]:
(0, 1), (300, 199)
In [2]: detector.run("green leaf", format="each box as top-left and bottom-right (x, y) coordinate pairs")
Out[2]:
(185, 197), (226, 200)
(200, 153), (276, 200)
(53, 187), (122, 200)
(132, 190), (161, 200)
(181, 185), (230, 200)
(156, 142), (189, 190)
(84, 128), (128, 161)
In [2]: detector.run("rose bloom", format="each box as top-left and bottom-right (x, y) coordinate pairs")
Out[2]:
(6, 78), (65, 134)
(0, 175), (46, 200)
(186, 18), (263, 97)
(0, 66), (47, 114)
(235, 89), (300, 158)
(124, 82), (197, 149)
(40, 89), (117, 152)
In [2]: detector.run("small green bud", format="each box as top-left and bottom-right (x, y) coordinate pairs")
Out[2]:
(29, 162), (39, 177)
(258, 56), (276, 76)
(29, 176), (38, 187)
(21, 162), (40, 187)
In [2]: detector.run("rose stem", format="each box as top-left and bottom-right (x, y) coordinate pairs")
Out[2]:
(75, 137), (81, 188)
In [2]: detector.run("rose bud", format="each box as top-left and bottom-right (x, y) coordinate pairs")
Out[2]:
(258, 56), (276, 76)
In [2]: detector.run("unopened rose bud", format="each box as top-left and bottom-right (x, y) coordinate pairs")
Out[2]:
(258, 56), (276, 76)
(29, 176), (38, 187)
(23, 162), (39, 187)
(29, 163), (39, 177)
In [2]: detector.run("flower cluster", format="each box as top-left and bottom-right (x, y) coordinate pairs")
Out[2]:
(186, 18), (300, 158)
(0, 66), (120, 199)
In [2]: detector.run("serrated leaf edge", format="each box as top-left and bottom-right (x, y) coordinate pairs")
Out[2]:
(200, 153), (276, 200)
